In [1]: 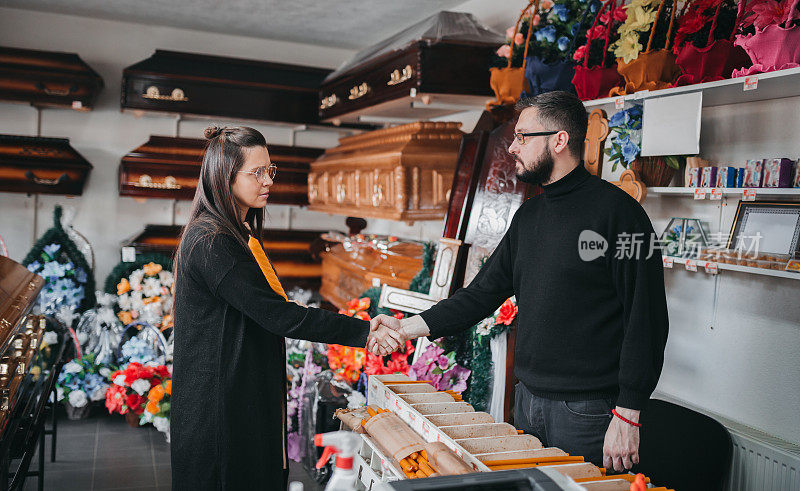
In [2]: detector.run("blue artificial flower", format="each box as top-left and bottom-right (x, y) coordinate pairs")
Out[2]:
(43, 243), (61, 259)
(540, 25), (557, 43)
(40, 261), (66, 279)
(590, 0), (599, 13)
(26, 261), (41, 273)
(571, 23), (580, 36)
(64, 261), (74, 272)
(628, 104), (643, 118)
(552, 4), (570, 22)
(74, 267), (88, 284)
(557, 36), (570, 51)
(609, 109), (630, 127)
(620, 136), (641, 164)
(51, 277), (76, 293)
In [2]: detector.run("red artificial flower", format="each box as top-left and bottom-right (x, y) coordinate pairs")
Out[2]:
(126, 393), (147, 415)
(364, 353), (387, 375)
(612, 7), (627, 22)
(403, 340), (415, 356)
(749, 0), (785, 28)
(345, 298), (360, 311)
(588, 24), (608, 40)
(337, 308), (351, 316)
(105, 385), (127, 414)
(356, 297), (371, 311)
(354, 311), (371, 321)
(495, 298), (518, 326)
(155, 365), (170, 379)
(386, 351), (410, 375)
(677, 14), (710, 35)
(573, 44), (588, 61)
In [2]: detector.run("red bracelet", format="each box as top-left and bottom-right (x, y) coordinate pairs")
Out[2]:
(612, 409), (642, 428)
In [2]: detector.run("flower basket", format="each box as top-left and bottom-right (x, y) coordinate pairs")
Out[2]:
(674, 0), (751, 85)
(733, 0), (800, 76)
(64, 401), (92, 420)
(524, 56), (578, 96)
(488, 0), (539, 107)
(630, 156), (676, 186)
(610, 0), (682, 96)
(125, 411), (141, 428)
(573, 0), (626, 99)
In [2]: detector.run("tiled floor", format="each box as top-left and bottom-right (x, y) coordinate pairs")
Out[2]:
(16, 407), (321, 491)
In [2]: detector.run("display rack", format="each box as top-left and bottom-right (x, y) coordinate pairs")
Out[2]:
(664, 256), (800, 281)
(649, 187), (800, 198)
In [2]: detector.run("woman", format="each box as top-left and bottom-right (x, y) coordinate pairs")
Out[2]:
(171, 126), (398, 490)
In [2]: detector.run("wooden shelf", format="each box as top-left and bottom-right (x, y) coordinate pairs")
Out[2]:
(584, 67), (800, 109)
(648, 187), (800, 198)
(665, 256), (800, 280)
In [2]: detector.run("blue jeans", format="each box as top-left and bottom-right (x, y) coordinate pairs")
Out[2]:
(514, 382), (614, 467)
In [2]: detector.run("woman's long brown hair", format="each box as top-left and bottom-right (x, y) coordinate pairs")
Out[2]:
(173, 125), (268, 280)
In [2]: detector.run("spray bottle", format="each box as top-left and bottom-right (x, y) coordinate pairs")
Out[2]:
(315, 430), (362, 491)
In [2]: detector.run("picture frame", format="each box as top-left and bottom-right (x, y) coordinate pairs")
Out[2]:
(727, 201), (800, 257)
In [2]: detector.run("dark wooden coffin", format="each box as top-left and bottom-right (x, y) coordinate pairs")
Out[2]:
(318, 12), (502, 123)
(0, 46), (104, 110)
(122, 50), (330, 124)
(123, 225), (328, 291)
(120, 135), (322, 203)
(0, 134), (93, 196)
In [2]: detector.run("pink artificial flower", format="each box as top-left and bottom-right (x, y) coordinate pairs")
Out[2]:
(573, 44), (588, 62)
(749, 0), (785, 28)
(613, 7), (628, 22)
(496, 44), (512, 58)
(506, 26), (516, 39)
(588, 24), (608, 40)
(514, 32), (525, 45)
(533, 14), (542, 26)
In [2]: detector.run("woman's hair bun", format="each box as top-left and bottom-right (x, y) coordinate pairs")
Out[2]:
(204, 125), (224, 139)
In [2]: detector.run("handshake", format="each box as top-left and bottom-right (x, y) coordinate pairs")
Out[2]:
(365, 314), (430, 357)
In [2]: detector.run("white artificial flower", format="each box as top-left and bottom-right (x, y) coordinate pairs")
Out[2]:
(68, 389), (88, 408)
(131, 378), (151, 396)
(91, 385), (108, 401)
(77, 331), (88, 346)
(118, 293), (132, 311)
(99, 367), (112, 378)
(113, 374), (127, 386)
(161, 296), (173, 315)
(130, 291), (144, 311)
(43, 331), (58, 346)
(63, 360), (83, 374)
(346, 391), (367, 409)
(141, 410), (154, 423)
(129, 269), (145, 289)
(158, 270), (174, 288)
(142, 277), (162, 298)
(153, 416), (170, 434)
(475, 317), (495, 336)
(56, 386), (65, 401)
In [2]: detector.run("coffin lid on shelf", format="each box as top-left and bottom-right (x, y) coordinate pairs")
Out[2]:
(123, 224), (329, 290)
(319, 11), (504, 123)
(0, 134), (93, 196)
(119, 135), (323, 203)
(121, 49), (331, 125)
(0, 46), (104, 110)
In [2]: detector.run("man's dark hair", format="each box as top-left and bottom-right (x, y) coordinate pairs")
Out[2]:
(515, 91), (588, 159)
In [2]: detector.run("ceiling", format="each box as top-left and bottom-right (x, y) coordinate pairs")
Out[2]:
(2, 0), (468, 49)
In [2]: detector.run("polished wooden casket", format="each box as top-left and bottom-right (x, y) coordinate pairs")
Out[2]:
(121, 50), (331, 124)
(119, 135), (323, 203)
(124, 224), (328, 291)
(0, 134), (93, 196)
(0, 46), (104, 110)
(308, 121), (463, 221)
(320, 241), (424, 310)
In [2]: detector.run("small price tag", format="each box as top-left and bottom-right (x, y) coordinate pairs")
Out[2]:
(121, 247), (136, 263)
(615, 97), (625, 109)
(694, 188), (706, 200)
(685, 259), (698, 272)
(663, 256), (674, 268)
(371, 277), (381, 287)
(744, 76), (759, 91)
(71, 100), (83, 109)
(704, 262), (719, 275)
(743, 188), (757, 201)
(710, 188), (723, 200)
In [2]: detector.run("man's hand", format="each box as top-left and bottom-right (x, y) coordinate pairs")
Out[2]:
(603, 407), (640, 472)
(366, 315), (403, 356)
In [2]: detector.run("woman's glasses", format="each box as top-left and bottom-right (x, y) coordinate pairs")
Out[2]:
(238, 164), (277, 183)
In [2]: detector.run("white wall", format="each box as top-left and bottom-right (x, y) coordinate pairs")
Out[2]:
(1, 4), (798, 447)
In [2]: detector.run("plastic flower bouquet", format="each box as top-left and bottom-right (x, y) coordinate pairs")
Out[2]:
(105, 362), (170, 419)
(116, 262), (174, 329)
(141, 379), (171, 441)
(26, 242), (89, 315)
(409, 340), (471, 393)
(605, 105), (645, 170)
(56, 353), (115, 419)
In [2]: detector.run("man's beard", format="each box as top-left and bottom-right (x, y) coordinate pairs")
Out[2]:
(515, 146), (555, 185)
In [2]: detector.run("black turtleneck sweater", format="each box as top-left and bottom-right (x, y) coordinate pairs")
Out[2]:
(420, 164), (668, 410)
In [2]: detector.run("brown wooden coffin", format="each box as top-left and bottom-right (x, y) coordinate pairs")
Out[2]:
(121, 50), (331, 124)
(319, 12), (502, 123)
(123, 224), (327, 291)
(308, 121), (463, 221)
(120, 135), (323, 203)
(0, 46), (104, 110)
(0, 134), (93, 195)
(320, 241), (424, 310)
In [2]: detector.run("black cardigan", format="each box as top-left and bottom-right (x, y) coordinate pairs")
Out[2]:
(171, 225), (369, 490)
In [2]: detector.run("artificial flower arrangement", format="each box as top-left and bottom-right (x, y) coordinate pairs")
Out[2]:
(610, 0), (667, 63)
(471, 298), (519, 411)
(604, 105), (684, 172)
(104, 362), (171, 422)
(56, 353), (115, 419)
(673, 0), (740, 54)
(119, 336), (159, 365)
(115, 262), (174, 329)
(474, 298), (519, 337)
(141, 378), (172, 441)
(23, 206), (95, 317)
(573, 1), (627, 66)
(408, 339), (471, 393)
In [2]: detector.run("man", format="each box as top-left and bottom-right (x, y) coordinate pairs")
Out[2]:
(368, 91), (669, 472)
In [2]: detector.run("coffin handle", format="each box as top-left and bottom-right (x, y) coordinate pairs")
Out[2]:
(25, 171), (70, 186)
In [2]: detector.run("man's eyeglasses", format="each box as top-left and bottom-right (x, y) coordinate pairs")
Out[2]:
(238, 164), (277, 183)
(514, 131), (559, 145)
